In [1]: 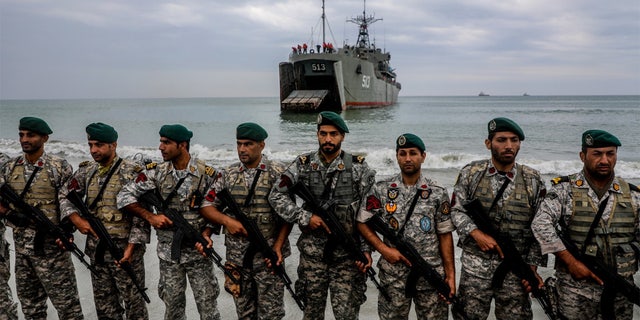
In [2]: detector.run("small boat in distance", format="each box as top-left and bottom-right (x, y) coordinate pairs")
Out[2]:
(478, 91), (490, 96)
(523, 92), (530, 96)
(278, 0), (401, 112)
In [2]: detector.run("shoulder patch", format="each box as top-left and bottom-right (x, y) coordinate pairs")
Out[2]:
(146, 162), (158, 170)
(551, 176), (570, 185)
(630, 183), (640, 193)
(78, 160), (92, 167)
(352, 155), (365, 164)
(204, 166), (216, 177)
(298, 155), (310, 165)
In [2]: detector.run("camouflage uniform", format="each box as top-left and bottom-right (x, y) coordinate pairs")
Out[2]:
(269, 151), (375, 320)
(117, 156), (221, 320)
(202, 155), (290, 320)
(59, 156), (150, 320)
(532, 171), (640, 320)
(451, 160), (546, 320)
(0, 153), (18, 320)
(357, 174), (454, 320)
(0, 153), (83, 320)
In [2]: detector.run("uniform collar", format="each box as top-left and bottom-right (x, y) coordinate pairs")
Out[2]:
(576, 170), (622, 194)
(17, 152), (47, 168)
(170, 154), (200, 177)
(239, 154), (268, 172)
(486, 161), (517, 180)
(389, 173), (430, 190)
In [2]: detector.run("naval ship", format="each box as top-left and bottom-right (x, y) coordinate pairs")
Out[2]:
(279, 0), (401, 112)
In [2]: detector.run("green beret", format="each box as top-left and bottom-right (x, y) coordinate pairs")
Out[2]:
(236, 122), (268, 141)
(488, 117), (525, 140)
(317, 111), (349, 133)
(159, 124), (193, 142)
(582, 130), (621, 148)
(86, 122), (118, 143)
(19, 117), (52, 135)
(396, 133), (425, 153)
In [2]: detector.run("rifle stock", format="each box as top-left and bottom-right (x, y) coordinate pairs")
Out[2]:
(0, 183), (97, 275)
(366, 214), (471, 320)
(137, 190), (240, 283)
(217, 188), (305, 310)
(66, 190), (151, 303)
(289, 181), (389, 300)
(463, 198), (556, 320)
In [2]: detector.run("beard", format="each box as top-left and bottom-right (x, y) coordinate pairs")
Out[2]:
(585, 163), (614, 181)
(320, 141), (341, 156)
(491, 146), (518, 167)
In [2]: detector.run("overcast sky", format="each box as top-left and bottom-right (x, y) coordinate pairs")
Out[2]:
(1, 0), (639, 99)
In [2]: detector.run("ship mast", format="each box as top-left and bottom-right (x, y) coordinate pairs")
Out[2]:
(322, 0), (326, 44)
(347, 0), (382, 49)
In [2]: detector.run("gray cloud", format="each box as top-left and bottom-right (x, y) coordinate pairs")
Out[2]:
(1, 0), (638, 98)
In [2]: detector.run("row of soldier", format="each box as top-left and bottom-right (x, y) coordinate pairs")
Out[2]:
(0, 113), (637, 320)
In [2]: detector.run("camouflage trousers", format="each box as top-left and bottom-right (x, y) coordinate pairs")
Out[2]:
(296, 253), (366, 320)
(15, 250), (83, 320)
(555, 271), (634, 320)
(158, 257), (220, 320)
(227, 263), (285, 320)
(89, 242), (148, 320)
(455, 267), (532, 320)
(377, 267), (448, 320)
(0, 234), (18, 320)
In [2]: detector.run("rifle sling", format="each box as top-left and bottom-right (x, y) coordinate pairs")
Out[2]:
(397, 189), (422, 237)
(88, 158), (123, 210)
(581, 196), (609, 256)
(243, 170), (262, 207)
(20, 166), (40, 199)
(164, 177), (187, 260)
(239, 170), (263, 269)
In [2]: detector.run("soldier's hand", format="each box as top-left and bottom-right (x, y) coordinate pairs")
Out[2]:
(55, 236), (74, 251)
(150, 213), (173, 229)
(71, 215), (98, 239)
(224, 218), (248, 238)
(439, 275), (456, 303)
(308, 214), (331, 234)
(470, 229), (504, 258)
(355, 251), (373, 273)
(265, 246), (284, 270)
(0, 202), (9, 215)
(556, 250), (603, 285)
(381, 246), (412, 267)
(195, 232), (213, 257)
(116, 243), (135, 267)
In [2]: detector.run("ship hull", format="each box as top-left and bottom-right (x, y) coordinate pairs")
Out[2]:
(279, 52), (400, 112)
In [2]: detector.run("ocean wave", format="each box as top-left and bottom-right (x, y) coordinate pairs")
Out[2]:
(1, 139), (638, 179)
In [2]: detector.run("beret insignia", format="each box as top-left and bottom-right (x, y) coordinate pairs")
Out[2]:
(585, 134), (594, 146)
(398, 135), (407, 146)
(366, 195), (382, 211)
(204, 166), (215, 177)
(489, 120), (497, 131)
(146, 162), (158, 170)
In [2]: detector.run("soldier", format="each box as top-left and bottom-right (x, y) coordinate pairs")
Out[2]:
(117, 124), (221, 320)
(0, 152), (18, 320)
(58, 122), (150, 319)
(451, 117), (546, 319)
(532, 130), (639, 320)
(356, 134), (455, 320)
(199, 122), (292, 319)
(269, 111), (376, 320)
(0, 117), (83, 319)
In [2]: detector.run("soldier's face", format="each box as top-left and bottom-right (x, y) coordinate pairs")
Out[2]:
(159, 137), (182, 161)
(396, 147), (425, 176)
(317, 125), (344, 156)
(237, 139), (264, 168)
(580, 146), (617, 181)
(88, 140), (116, 165)
(486, 132), (520, 166)
(19, 130), (48, 154)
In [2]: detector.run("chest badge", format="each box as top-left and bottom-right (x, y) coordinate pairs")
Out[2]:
(576, 179), (584, 187)
(389, 217), (399, 230)
(420, 217), (432, 233)
(387, 188), (399, 200)
(385, 202), (397, 214)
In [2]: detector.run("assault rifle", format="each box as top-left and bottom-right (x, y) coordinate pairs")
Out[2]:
(366, 214), (471, 320)
(557, 211), (640, 318)
(137, 190), (240, 283)
(217, 188), (305, 310)
(290, 181), (390, 300)
(463, 198), (556, 320)
(0, 183), (97, 274)
(66, 190), (150, 303)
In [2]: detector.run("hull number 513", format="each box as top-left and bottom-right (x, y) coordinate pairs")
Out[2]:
(311, 63), (326, 72)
